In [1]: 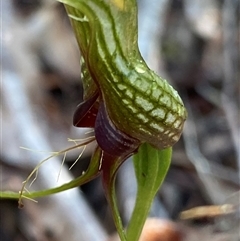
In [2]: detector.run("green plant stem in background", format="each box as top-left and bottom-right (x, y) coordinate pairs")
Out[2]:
(0, 146), (102, 205)
(126, 145), (172, 240)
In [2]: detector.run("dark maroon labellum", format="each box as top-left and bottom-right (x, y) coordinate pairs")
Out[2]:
(95, 103), (140, 157)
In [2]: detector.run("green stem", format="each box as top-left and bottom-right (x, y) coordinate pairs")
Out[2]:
(101, 153), (127, 241)
(107, 176), (127, 241)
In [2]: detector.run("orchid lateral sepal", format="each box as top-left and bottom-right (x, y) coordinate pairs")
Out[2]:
(73, 92), (99, 127)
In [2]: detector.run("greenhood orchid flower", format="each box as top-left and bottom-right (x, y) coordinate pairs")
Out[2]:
(60, 1), (187, 239)
(65, 0), (187, 160)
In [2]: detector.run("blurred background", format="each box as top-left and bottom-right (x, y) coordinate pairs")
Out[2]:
(1, 0), (239, 240)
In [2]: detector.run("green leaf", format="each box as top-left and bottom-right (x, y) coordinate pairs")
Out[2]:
(126, 144), (172, 241)
(134, 144), (172, 190)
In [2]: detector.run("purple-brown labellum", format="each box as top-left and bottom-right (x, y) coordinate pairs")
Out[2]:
(95, 102), (140, 157)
